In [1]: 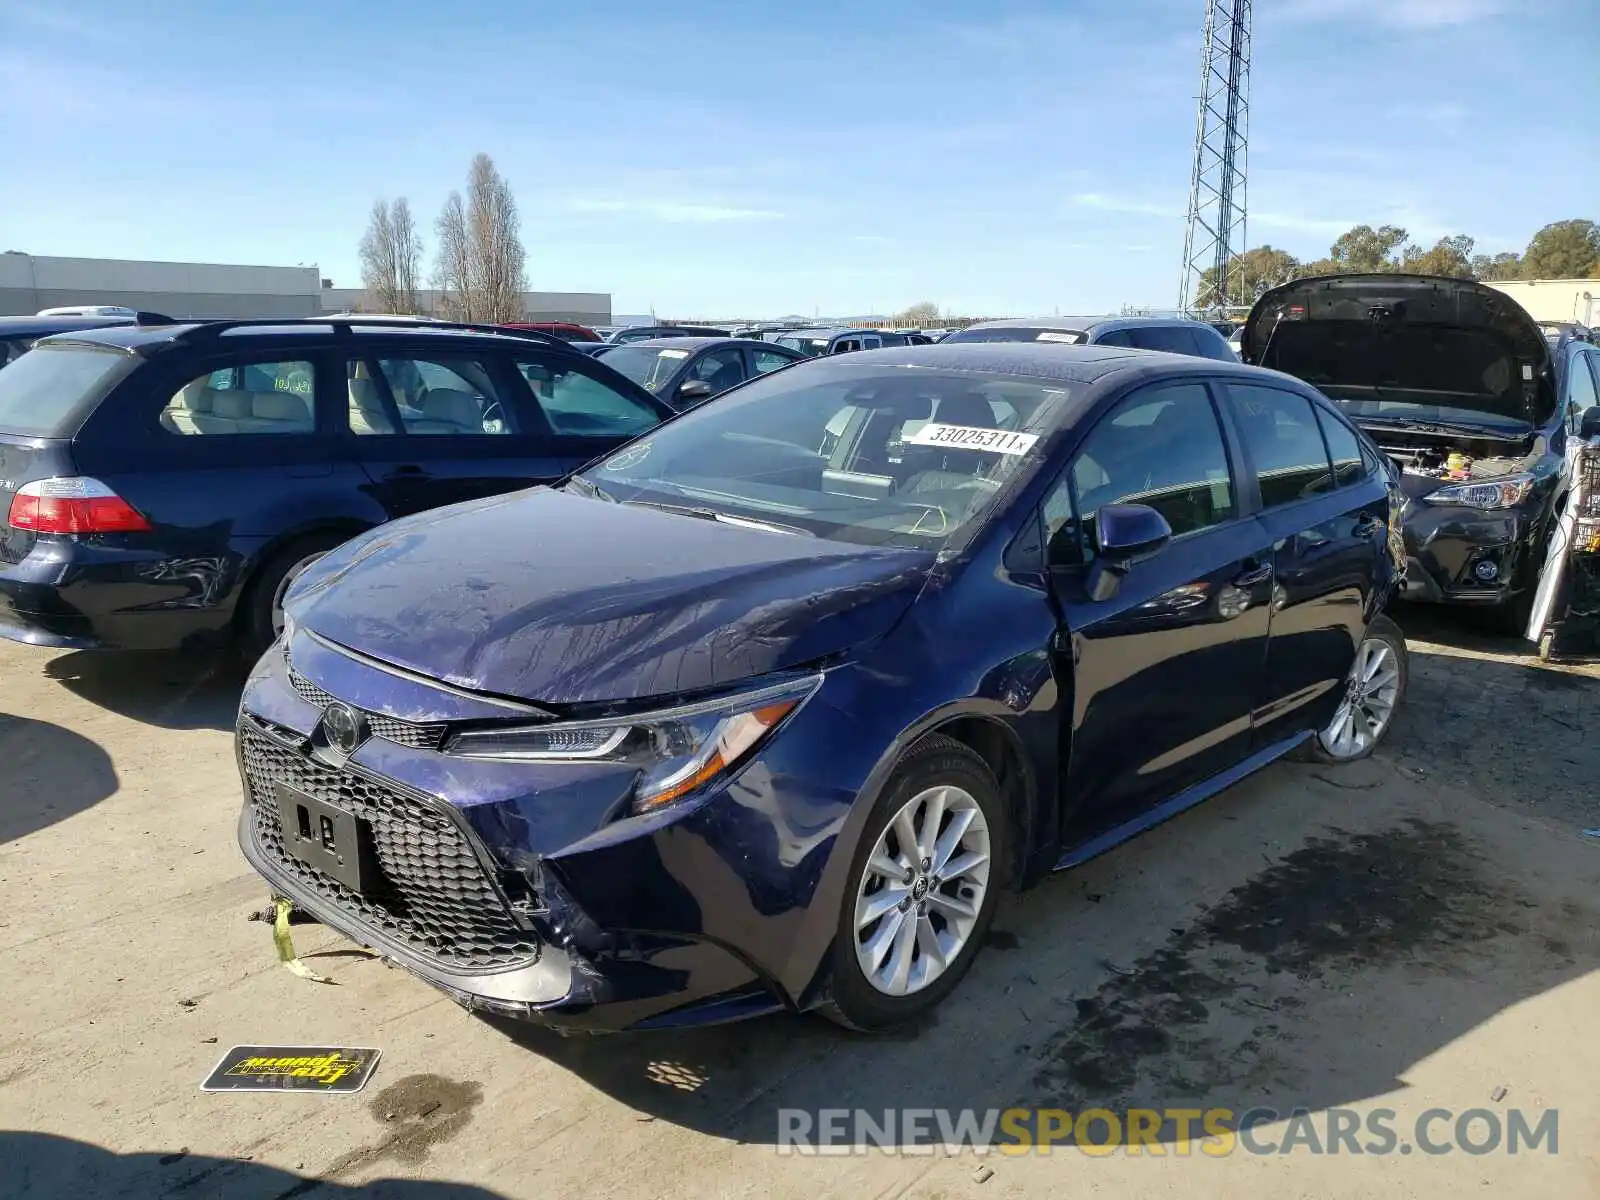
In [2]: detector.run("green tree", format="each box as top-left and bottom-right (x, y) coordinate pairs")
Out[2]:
(894, 301), (941, 326)
(1326, 224), (1409, 272)
(1520, 219), (1600, 279)
(1470, 251), (1522, 281)
(1195, 245), (1301, 309)
(1401, 234), (1475, 278)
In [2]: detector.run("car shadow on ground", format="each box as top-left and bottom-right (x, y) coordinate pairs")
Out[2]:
(42, 649), (248, 732)
(0, 1131), (510, 1200)
(486, 646), (1599, 1149)
(0, 713), (118, 844)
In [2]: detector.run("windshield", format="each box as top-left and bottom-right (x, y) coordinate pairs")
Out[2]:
(0, 343), (137, 436)
(941, 326), (1085, 345)
(595, 346), (690, 392)
(776, 336), (830, 357)
(577, 363), (1074, 550)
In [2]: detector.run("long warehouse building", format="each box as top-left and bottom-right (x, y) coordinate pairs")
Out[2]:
(0, 252), (611, 325)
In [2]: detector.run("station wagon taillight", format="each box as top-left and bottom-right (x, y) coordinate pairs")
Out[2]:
(7, 477), (152, 534)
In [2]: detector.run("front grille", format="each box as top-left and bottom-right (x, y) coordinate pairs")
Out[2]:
(287, 666), (446, 751)
(240, 719), (539, 970)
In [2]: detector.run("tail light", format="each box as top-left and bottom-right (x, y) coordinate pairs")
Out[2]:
(7, 477), (151, 534)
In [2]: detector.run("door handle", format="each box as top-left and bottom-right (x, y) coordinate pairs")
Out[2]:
(1232, 560), (1273, 588)
(385, 464), (428, 480)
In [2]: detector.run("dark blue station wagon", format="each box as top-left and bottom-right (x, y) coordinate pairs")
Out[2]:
(0, 319), (671, 656)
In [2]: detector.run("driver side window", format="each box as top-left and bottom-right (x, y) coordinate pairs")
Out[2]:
(1568, 350), (1599, 432)
(1066, 382), (1236, 559)
(350, 355), (516, 436)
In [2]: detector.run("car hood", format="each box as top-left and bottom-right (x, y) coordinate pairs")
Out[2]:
(286, 488), (933, 705)
(1240, 274), (1554, 424)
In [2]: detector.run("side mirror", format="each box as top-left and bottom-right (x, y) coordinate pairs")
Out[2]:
(1085, 504), (1172, 601)
(1581, 407), (1600, 440)
(675, 379), (714, 405)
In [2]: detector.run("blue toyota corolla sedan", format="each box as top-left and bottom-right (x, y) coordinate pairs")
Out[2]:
(237, 342), (1408, 1033)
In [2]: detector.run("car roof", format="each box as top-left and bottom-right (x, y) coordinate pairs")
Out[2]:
(961, 315), (1218, 334)
(830, 340), (1285, 387)
(609, 336), (784, 351)
(0, 314), (139, 337)
(38, 320), (576, 354)
(778, 327), (880, 339)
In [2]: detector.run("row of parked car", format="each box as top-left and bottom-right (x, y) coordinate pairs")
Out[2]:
(1, 276), (1596, 1036)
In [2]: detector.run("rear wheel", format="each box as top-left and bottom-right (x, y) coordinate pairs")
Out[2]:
(820, 734), (1006, 1032)
(1301, 614), (1407, 763)
(238, 535), (347, 661)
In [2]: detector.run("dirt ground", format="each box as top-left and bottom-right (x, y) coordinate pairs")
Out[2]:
(1, 606), (1596, 1199)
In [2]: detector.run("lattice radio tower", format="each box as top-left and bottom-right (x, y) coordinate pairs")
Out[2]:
(1177, 0), (1252, 315)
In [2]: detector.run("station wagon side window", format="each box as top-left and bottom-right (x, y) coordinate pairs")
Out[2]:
(515, 355), (660, 437)
(160, 360), (316, 436)
(352, 355), (516, 436)
(1064, 382), (1236, 561)
(1226, 383), (1336, 508)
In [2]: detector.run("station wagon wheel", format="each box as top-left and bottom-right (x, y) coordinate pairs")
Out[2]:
(270, 551), (330, 636)
(1310, 614), (1408, 763)
(822, 733), (1006, 1031)
(238, 534), (352, 662)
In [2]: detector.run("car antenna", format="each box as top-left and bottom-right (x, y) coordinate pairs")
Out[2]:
(1254, 309), (1287, 367)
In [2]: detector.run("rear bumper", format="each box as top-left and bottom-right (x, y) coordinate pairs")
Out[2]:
(0, 537), (246, 650)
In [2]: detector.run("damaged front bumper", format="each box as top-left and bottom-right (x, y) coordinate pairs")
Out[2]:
(232, 633), (874, 1033)
(1397, 501), (1544, 606)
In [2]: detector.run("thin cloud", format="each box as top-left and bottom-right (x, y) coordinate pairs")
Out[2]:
(568, 199), (783, 223)
(1277, 0), (1504, 29)
(1067, 193), (1183, 219)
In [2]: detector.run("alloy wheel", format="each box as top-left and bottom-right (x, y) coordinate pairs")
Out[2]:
(1318, 637), (1401, 759)
(852, 784), (992, 997)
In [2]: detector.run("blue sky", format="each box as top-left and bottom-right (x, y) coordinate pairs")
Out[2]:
(1, 0), (1594, 317)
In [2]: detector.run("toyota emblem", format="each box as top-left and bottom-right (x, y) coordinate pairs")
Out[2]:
(322, 702), (365, 754)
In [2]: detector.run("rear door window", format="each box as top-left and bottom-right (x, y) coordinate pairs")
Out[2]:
(1314, 405), (1368, 488)
(0, 344), (137, 436)
(1226, 384), (1336, 507)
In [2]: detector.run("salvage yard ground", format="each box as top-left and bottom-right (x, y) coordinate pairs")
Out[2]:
(1, 608), (1597, 1199)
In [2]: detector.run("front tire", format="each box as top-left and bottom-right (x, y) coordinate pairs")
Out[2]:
(820, 734), (1006, 1032)
(1301, 614), (1407, 763)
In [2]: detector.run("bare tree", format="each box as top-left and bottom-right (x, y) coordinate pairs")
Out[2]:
(358, 198), (424, 314)
(432, 190), (473, 320)
(431, 154), (528, 323)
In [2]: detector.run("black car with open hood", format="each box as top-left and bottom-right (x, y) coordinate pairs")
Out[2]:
(1241, 274), (1576, 634)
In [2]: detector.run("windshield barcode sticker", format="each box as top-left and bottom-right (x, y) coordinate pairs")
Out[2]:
(905, 424), (1039, 455)
(1035, 331), (1081, 343)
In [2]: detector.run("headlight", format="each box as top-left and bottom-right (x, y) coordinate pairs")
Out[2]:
(444, 674), (823, 814)
(1423, 474), (1534, 509)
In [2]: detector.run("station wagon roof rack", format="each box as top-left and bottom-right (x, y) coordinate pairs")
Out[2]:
(168, 317), (575, 350)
